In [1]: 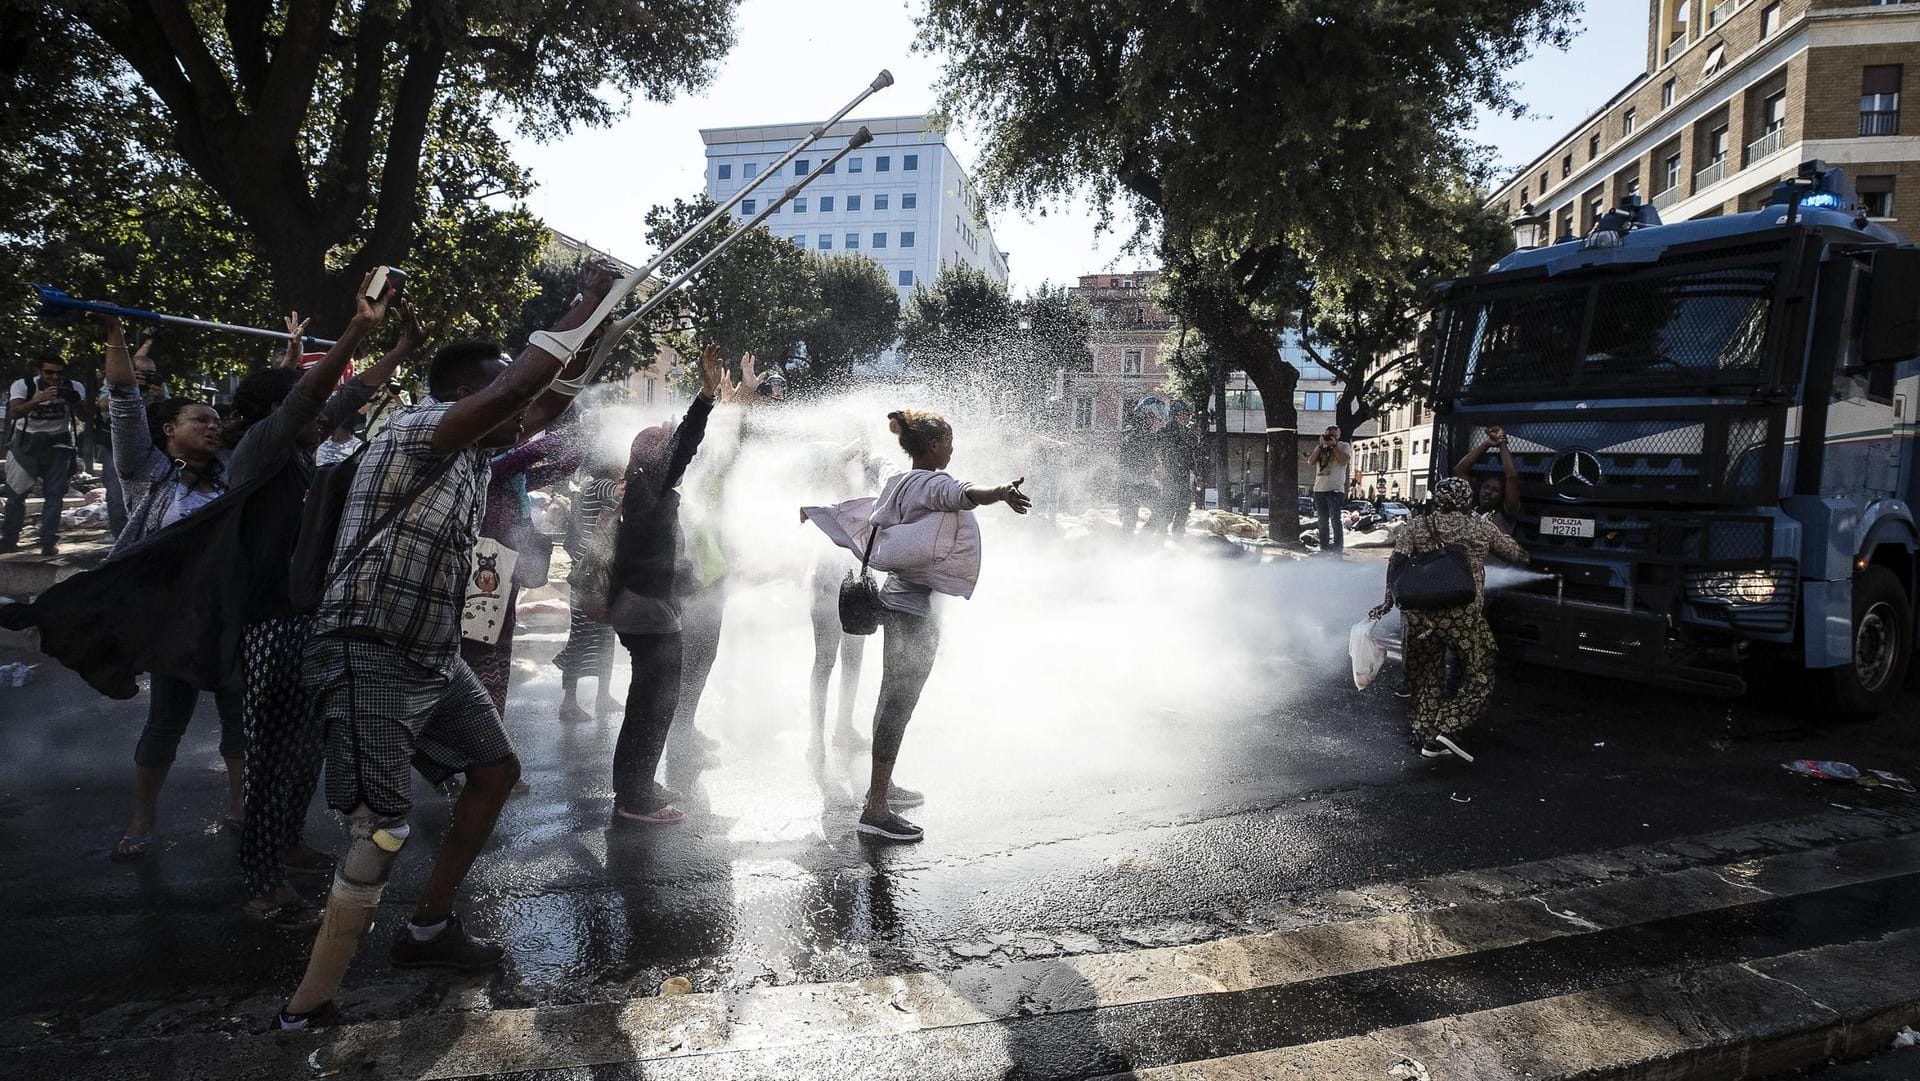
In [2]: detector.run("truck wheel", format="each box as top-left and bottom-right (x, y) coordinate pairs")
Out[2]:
(1824, 566), (1913, 722)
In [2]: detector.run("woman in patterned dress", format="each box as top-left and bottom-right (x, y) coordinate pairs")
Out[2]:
(1370, 477), (1528, 762)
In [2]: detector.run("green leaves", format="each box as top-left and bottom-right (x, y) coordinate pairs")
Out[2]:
(641, 194), (902, 390)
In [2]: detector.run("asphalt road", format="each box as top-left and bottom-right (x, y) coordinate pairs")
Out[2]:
(1, 541), (1916, 1063)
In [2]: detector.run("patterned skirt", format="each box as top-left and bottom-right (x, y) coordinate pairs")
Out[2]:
(1401, 604), (1498, 742)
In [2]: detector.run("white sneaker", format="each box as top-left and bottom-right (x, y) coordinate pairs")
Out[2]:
(1435, 735), (1475, 763)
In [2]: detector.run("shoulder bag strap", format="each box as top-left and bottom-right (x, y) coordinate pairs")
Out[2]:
(322, 450), (462, 589)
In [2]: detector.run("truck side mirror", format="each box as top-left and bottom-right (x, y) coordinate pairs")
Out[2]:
(1863, 247), (1920, 365)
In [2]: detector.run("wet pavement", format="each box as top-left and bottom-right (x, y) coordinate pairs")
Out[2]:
(1, 542), (1917, 1076)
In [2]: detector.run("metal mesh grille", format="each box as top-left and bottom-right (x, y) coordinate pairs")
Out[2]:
(1454, 411), (1777, 503)
(1445, 262), (1779, 396)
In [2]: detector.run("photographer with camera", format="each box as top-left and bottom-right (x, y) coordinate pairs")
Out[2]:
(1300, 424), (1352, 554)
(4, 355), (92, 555)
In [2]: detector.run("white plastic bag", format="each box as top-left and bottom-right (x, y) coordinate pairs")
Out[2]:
(1350, 618), (1388, 690)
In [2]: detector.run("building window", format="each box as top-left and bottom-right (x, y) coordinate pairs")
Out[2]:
(1586, 195), (1603, 228)
(1665, 152), (1682, 190)
(1073, 397), (1094, 429)
(905, 153), (919, 170)
(1562, 153), (1573, 178)
(1626, 176), (1641, 198)
(818, 234), (832, 250)
(899, 269), (915, 286)
(1300, 391), (1338, 411)
(1521, 185), (1529, 205)
(1123, 350), (1143, 375)
(717, 163), (732, 180)
(1662, 79), (1676, 109)
(1701, 44), (1726, 78)
(1760, 3), (1779, 37)
(793, 197), (807, 213)
(1858, 175), (1896, 218)
(876, 155), (891, 172)
(1623, 108), (1636, 135)
(644, 378), (655, 404)
(823, 161), (835, 174)
(847, 194), (861, 211)
(875, 194), (889, 211)
(848, 157), (863, 173)
(1557, 205), (1574, 239)
(845, 233), (859, 249)
(900, 230), (915, 247)
(1863, 66), (1902, 136)
(795, 159), (810, 175)
(1709, 124), (1729, 162)
(902, 192), (917, 209)
(1540, 170), (1549, 193)
(744, 162), (758, 179)
(1763, 91), (1786, 132)
(1589, 132), (1601, 159)
(872, 232), (887, 248)
(742, 199), (756, 214)
(820, 196), (834, 212)
(790, 235), (804, 247)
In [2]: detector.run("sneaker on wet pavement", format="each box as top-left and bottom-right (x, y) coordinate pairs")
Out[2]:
(1419, 740), (1451, 758)
(389, 913), (504, 970)
(274, 1000), (338, 1031)
(613, 803), (687, 827)
(858, 812), (924, 843)
(886, 783), (925, 808)
(1435, 734), (1475, 762)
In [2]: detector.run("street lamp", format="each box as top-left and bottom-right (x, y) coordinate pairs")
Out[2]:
(1508, 202), (1551, 251)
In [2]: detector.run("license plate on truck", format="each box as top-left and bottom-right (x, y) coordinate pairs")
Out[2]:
(1541, 515), (1595, 538)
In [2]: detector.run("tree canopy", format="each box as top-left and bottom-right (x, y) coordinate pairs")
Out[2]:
(920, 0), (1574, 538)
(900, 266), (1091, 412)
(16, 0), (738, 334)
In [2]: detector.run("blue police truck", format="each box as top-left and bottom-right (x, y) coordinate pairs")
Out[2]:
(1427, 161), (1919, 721)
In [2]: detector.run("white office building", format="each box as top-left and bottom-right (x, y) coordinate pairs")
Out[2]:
(699, 115), (1009, 297)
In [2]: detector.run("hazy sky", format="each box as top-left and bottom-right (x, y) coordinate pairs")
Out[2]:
(507, 2), (1645, 293)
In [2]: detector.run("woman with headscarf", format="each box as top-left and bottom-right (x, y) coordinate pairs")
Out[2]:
(1369, 476), (1528, 762)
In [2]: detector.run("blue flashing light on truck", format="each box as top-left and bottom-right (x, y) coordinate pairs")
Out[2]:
(1426, 161), (1919, 721)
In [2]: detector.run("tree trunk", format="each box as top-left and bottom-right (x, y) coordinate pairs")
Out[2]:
(1211, 345), (1229, 514)
(1244, 359), (1301, 543)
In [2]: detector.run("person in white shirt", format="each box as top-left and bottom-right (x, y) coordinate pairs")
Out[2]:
(4, 355), (91, 554)
(1301, 425), (1352, 553)
(804, 408), (1031, 844)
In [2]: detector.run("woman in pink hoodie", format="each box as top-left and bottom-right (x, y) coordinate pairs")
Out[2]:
(806, 409), (1030, 843)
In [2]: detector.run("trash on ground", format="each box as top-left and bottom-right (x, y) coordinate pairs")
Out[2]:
(1891, 1025), (1919, 1049)
(660, 976), (694, 995)
(1862, 769), (1917, 794)
(1449, 793), (1471, 804)
(1350, 619), (1389, 690)
(1388, 1057), (1431, 1081)
(1782, 759), (1862, 782)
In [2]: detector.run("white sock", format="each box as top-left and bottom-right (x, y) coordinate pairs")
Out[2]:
(407, 917), (448, 942)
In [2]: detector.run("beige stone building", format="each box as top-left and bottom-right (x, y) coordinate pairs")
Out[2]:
(1493, 0), (1919, 241)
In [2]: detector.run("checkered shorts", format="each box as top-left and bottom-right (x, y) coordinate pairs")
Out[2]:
(303, 635), (514, 817)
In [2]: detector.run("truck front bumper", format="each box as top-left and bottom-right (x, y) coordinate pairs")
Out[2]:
(1488, 592), (1748, 697)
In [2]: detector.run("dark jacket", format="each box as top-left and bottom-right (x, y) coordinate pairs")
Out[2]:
(609, 394), (713, 603)
(0, 474), (275, 697)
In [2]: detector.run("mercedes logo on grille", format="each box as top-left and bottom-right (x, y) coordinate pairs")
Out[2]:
(1547, 449), (1604, 501)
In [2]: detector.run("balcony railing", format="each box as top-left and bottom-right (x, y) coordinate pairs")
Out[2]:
(1708, 0), (1734, 27)
(1651, 186), (1681, 211)
(1662, 35), (1684, 65)
(1745, 125), (1784, 165)
(1694, 157), (1727, 190)
(1861, 110), (1900, 137)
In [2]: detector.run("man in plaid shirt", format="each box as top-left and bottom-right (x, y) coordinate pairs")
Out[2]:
(278, 265), (616, 1030)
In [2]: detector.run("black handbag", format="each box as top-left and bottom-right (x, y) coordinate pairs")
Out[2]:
(1392, 516), (1477, 611)
(838, 520), (884, 636)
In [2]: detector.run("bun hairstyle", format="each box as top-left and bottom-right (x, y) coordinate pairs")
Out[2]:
(888, 408), (951, 458)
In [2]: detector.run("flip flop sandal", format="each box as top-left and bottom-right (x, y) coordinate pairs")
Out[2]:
(245, 899), (323, 930)
(110, 833), (156, 862)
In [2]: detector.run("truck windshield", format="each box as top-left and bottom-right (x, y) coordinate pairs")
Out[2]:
(1439, 259), (1779, 399)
